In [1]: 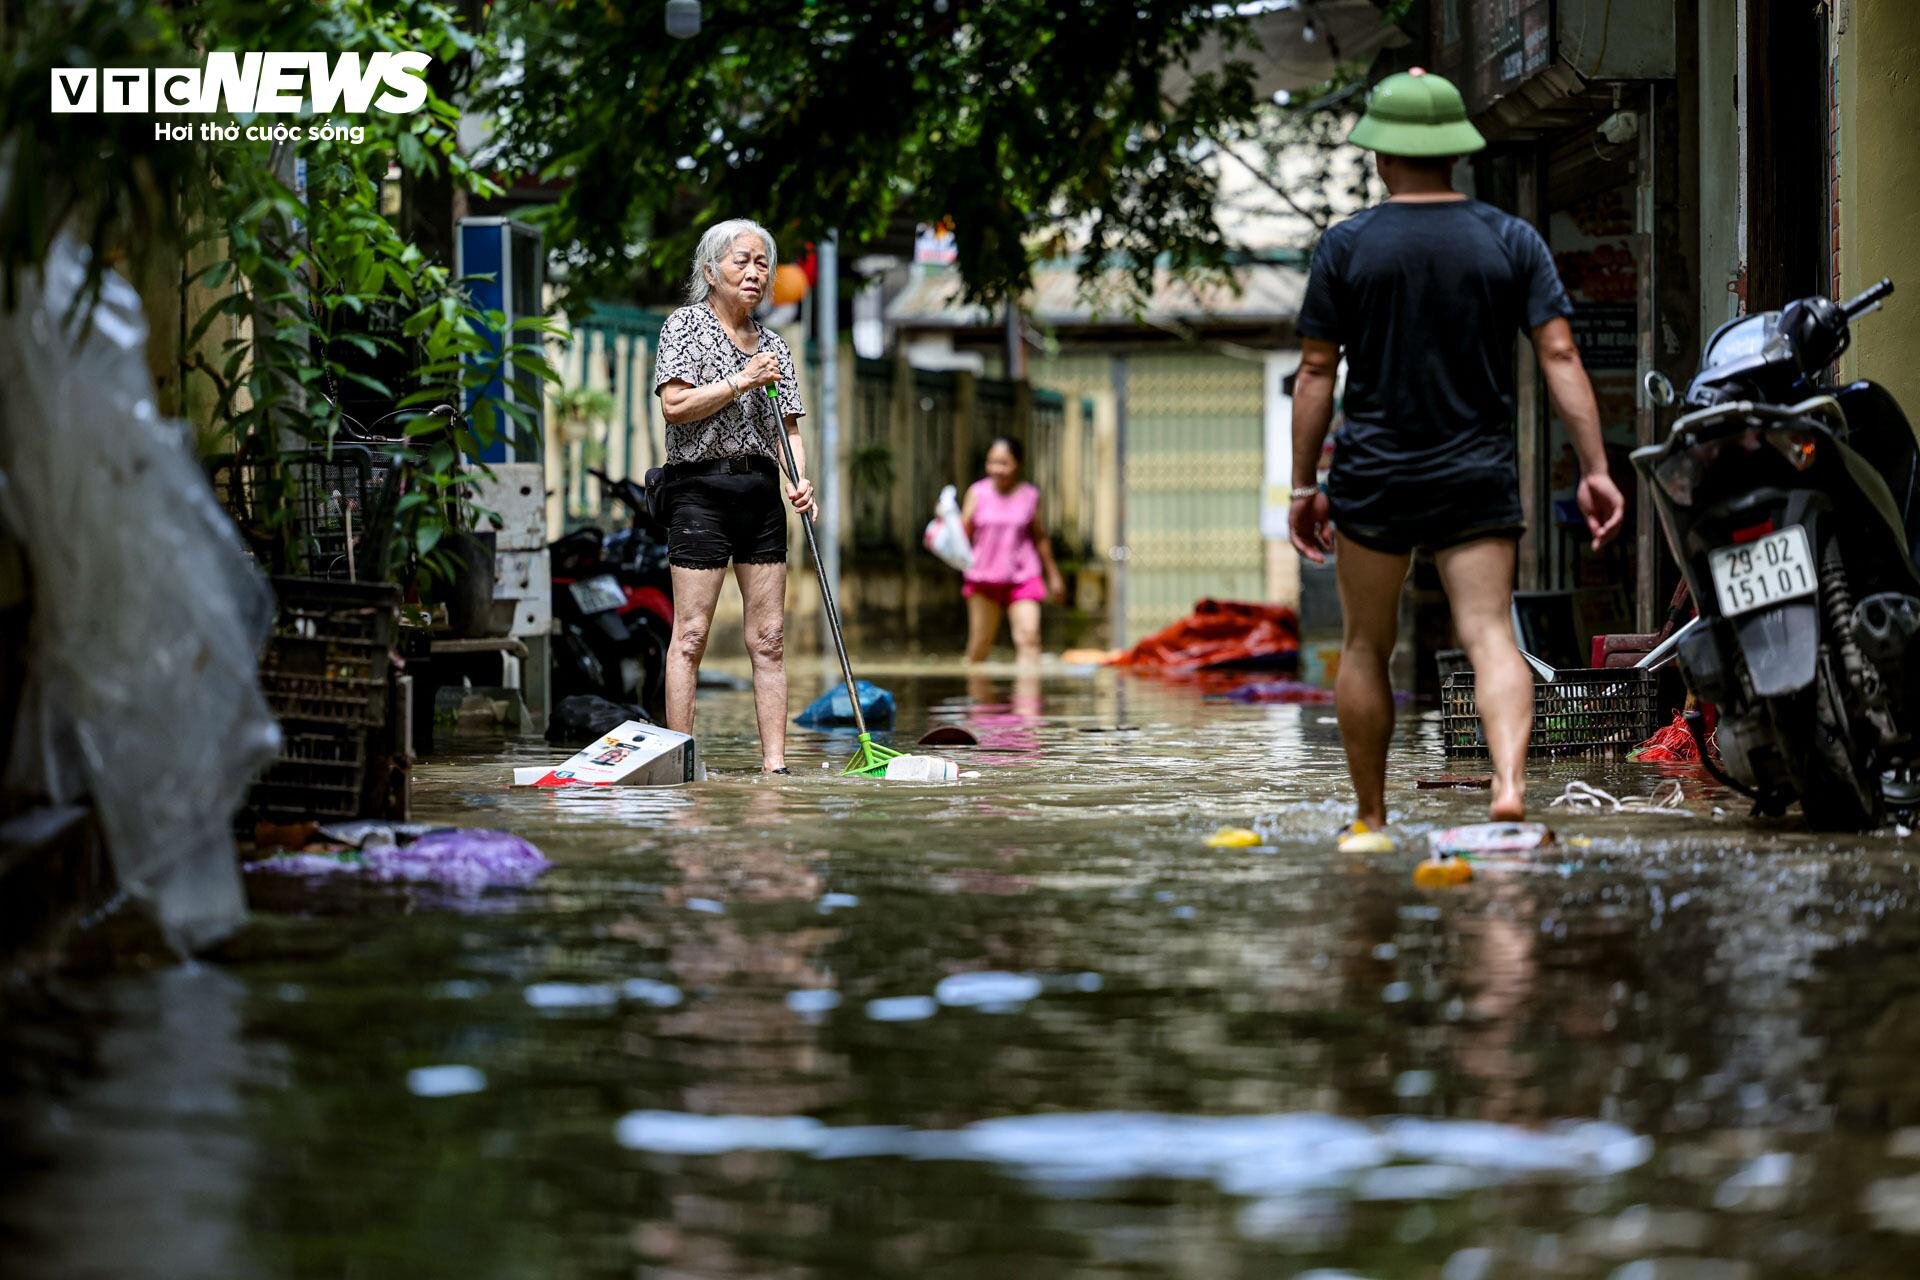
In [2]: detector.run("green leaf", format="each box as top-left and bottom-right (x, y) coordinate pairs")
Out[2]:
(415, 525), (443, 556)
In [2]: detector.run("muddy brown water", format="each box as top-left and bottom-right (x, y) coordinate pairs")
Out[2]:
(8, 662), (1920, 1279)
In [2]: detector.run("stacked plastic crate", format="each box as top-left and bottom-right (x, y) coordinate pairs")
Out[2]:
(251, 577), (403, 820)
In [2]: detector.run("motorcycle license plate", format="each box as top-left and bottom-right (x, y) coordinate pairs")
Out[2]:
(568, 574), (627, 615)
(1708, 526), (1815, 617)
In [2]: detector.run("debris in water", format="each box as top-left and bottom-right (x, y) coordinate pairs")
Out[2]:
(817, 892), (860, 913)
(1414, 856), (1473, 889)
(248, 828), (550, 894)
(1550, 779), (1694, 816)
(1431, 823), (1554, 856)
(1223, 680), (1335, 704)
(1205, 826), (1262, 848)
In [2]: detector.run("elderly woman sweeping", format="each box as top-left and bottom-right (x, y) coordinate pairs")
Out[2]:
(652, 219), (814, 774)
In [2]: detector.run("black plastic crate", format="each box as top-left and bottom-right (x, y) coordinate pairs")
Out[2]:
(250, 732), (367, 820)
(260, 578), (399, 729)
(1441, 667), (1660, 759)
(211, 444), (400, 581)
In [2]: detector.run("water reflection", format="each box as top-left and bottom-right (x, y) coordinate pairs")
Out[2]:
(11, 666), (1920, 1277)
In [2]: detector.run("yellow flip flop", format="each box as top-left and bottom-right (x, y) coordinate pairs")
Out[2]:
(1336, 820), (1398, 855)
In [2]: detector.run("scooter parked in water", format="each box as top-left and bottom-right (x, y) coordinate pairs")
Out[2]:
(1634, 277), (1920, 830)
(549, 469), (673, 720)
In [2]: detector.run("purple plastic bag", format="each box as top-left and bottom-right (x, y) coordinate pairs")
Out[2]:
(251, 829), (550, 895)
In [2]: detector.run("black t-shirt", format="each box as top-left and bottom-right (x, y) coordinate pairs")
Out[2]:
(1297, 199), (1572, 476)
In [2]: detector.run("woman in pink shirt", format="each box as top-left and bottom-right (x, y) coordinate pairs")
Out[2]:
(961, 436), (1066, 663)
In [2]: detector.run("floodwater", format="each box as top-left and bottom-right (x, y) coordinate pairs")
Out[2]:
(10, 662), (1920, 1279)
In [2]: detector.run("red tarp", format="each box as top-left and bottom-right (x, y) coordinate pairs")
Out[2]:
(1108, 599), (1302, 671)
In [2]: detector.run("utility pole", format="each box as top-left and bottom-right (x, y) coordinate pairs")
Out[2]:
(1109, 355), (1129, 649)
(816, 231), (841, 654)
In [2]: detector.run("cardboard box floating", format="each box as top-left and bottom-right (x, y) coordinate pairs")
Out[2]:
(513, 720), (701, 788)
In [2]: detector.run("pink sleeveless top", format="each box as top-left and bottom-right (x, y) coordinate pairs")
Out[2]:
(965, 479), (1042, 585)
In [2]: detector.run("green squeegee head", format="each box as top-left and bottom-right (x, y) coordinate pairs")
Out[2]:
(841, 732), (904, 778)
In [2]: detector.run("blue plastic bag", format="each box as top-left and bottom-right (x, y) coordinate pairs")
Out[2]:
(794, 679), (896, 730)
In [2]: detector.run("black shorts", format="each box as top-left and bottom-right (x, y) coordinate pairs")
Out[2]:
(1327, 455), (1526, 557)
(662, 456), (788, 570)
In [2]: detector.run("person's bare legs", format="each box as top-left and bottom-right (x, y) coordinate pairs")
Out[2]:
(666, 565), (728, 738)
(1435, 537), (1530, 820)
(1334, 534), (1412, 829)
(964, 593), (1004, 663)
(734, 559), (790, 771)
(1008, 599), (1043, 665)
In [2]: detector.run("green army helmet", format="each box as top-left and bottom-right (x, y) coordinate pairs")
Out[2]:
(1346, 68), (1487, 158)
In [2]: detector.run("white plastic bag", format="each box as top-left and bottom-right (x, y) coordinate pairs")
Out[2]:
(0, 232), (280, 952)
(922, 484), (972, 572)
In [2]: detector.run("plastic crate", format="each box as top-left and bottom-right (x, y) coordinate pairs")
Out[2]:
(1441, 667), (1659, 759)
(250, 732), (367, 820)
(259, 578), (398, 729)
(247, 579), (402, 824)
(210, 444), (400, 581)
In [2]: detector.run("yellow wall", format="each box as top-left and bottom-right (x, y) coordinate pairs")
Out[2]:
(1836, 0), (1920, 411)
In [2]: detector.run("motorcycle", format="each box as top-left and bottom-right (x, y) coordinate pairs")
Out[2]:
(548, 468), (674, 720)
(1633, 276), (1920, 829)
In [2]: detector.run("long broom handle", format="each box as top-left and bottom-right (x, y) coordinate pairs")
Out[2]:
(769, 387), (868, 737)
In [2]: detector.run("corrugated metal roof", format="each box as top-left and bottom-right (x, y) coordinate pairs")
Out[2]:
(887, 262), (1307, 330)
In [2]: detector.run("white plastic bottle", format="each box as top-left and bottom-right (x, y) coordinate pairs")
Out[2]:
(883, 754), (960, 782)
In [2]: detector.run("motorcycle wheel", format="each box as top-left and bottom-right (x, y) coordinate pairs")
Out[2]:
(1792, 647), (1886, 832)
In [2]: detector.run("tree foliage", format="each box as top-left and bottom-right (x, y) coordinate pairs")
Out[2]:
(1, 0), (557, 588)
(478, 0), (1263, 304)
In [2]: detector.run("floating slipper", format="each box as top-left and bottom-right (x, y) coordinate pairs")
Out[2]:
(1336, 821), (1398, 854)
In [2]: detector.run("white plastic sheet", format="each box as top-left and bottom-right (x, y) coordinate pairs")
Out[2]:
(0, 233), (280, 952)
(923, 483), (972, 572)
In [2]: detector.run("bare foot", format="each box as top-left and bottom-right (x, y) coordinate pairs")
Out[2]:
(1489, 788), (1526, 822)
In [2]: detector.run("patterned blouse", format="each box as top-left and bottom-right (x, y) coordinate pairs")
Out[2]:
(650, 303), (807, 464)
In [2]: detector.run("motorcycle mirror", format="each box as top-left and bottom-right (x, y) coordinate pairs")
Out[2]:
(1643, 370), (1677, 408)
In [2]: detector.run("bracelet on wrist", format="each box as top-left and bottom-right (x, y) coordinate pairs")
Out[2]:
(725, 374), (742, 397)
(1290, 484), (1322, 501)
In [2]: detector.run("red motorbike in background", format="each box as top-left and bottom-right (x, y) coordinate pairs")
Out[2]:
(548, 469), (673, 721)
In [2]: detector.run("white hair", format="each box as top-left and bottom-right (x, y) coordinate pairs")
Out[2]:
(686, 218), (778, 303)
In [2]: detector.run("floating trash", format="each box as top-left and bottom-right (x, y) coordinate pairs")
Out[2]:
(1414, 855), (1473, 889)
(1204, 826), (1262, 848)
(249, 828), (551, 894)
(818, 892), (860, 913)
(686, 897), (726, 914)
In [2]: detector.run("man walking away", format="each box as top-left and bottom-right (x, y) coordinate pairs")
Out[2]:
(1288, 68), (1625, 854)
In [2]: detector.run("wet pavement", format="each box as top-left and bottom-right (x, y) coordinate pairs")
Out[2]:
(10, 662), (1920, 1278)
